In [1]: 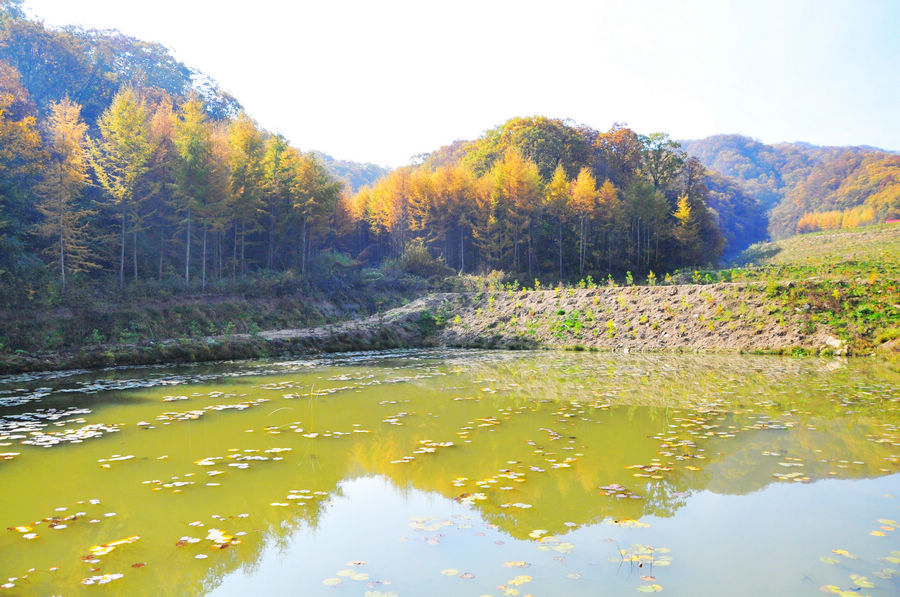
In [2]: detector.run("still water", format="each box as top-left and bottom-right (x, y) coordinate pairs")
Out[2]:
(0, 350), (898, 596)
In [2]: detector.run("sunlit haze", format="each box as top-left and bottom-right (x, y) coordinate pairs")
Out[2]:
(22, 0), (900, 166)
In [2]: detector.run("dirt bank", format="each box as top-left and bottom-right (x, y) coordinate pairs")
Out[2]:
(437, 284), (835, 352)
(1, 282), (887, 375)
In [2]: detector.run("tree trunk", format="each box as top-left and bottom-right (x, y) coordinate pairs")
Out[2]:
(301, 217), (308, 274)
(185, 207), (191, 288)
(133, 228), (138, 281)
(459, 226), (464, 274)
(579, 217), (585, 276)
(201, 226), (207, 291)
(119, 212), (126, 286)
(558, 218), (563, 280)
(59, 227), (66, 292)
(232, 222), (238, 280)
(267, 217), (274, 270)
(527, 221), (533, 279)
(240, 222), (246, 276)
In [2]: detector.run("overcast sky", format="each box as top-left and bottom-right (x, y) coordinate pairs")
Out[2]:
(22, 0), (900, 167)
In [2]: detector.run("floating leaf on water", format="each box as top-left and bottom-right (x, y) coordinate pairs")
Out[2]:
(441, 569), (459, 576)
(831, 549), (858, 559)
(350, 572), (370, 581)
(460, 572), (475, 579)
(871, 530), (886, 536)
(819, 556), (840, 565)
(636, 585), (663, 593)
(322, 578), (342, 586)
(503, 561), (530, 568)
(81, 573), (124, 585)
(849, 574), (874, 588)
(508, 575), (532, 586)
(554, 542), (575, 554)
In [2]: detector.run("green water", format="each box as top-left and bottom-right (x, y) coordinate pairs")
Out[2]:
(0, 350), (898, 596)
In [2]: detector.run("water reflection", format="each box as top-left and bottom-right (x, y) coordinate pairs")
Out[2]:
(0, 350), (898, 595)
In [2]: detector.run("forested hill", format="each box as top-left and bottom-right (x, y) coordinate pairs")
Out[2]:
(349, 117), (769, 276)
(0, 3), (241, 122)
(312, 152), (390, 192)
(680, 135), (900, 238)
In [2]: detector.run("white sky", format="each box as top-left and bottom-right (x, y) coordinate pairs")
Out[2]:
(22, 0), (900, 167)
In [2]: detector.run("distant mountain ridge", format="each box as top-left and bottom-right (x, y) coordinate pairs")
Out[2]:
(680, 134), (900, 237)
(312, 152), (390, 193)
(0, 7), (383, 193)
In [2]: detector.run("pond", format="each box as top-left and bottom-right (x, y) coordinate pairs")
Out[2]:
(0, 350), (898, 596)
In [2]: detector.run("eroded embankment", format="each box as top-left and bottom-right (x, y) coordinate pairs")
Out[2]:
(437, 284), (835, 352)
(2, 281), (881, 375)
(0, 295), (451, 374)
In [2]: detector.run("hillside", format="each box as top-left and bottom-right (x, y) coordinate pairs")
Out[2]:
(313, 151), (390, 192)
(0, 7), (382, 187)
(350, 117), (769, 280)
(681, 134), (900, 237)
(3, 226), (896, 374)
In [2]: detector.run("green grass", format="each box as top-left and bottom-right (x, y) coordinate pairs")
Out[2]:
(733, 224), (900, 270)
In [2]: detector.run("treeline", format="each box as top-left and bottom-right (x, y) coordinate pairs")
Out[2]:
(0, 72), (342, 299)
(680, 134), (900, 237)
(346, 117), (766, 279)
(0, 2), (770, 302)
(796, 205), (877, 234)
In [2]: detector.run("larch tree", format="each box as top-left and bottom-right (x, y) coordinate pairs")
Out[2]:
(89, 87), (152, 285)
(261, 134), (295, 269)
(173, 95), (214, 288)
(33, 98), (96, 290)
(570, 167), (599, 275)
(291, 152), (342, 272)
(544, 164), (571, 279)
(490, 149), (542, 274)
(596, 179), (619, 273)
(0, 78), (43, 281)
(145, 94), (178, 281)
(227, 114), (265, 275)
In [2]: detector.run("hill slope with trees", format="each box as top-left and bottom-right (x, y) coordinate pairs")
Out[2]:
(681, 134), (900, 238)
(348, 117), (768, 278)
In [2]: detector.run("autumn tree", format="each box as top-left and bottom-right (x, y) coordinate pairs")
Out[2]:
(570, 167), (599, 275)
(173, 95), (215, 287)
(227, 113), (265, 275)
(291, 151), (342, 272)
(482, 150), (543, 274)
(595, 123), (643, 187)
(596, 179), (619, 273)
(544, 164), (571, 278)
(90, 87), (152, 284)
(34, 98), (96, 290)
(0, 64), (42, 283)
(144, 94), (178, 280)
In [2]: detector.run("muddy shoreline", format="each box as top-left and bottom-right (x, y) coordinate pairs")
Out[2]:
(0, 284), (886, 375)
